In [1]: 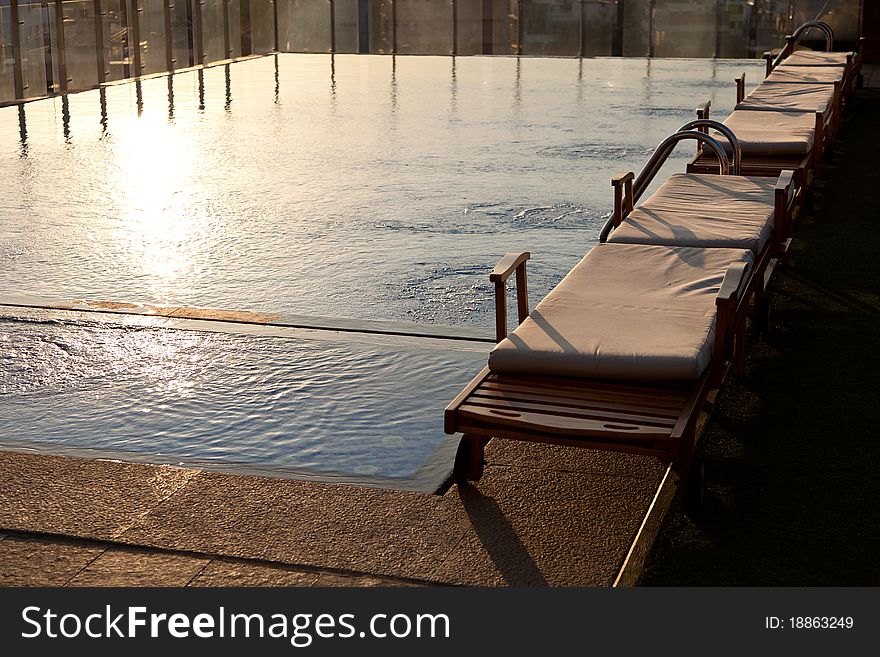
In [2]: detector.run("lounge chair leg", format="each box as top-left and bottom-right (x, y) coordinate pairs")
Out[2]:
(676, 455), (705, 512)
(733, 321), (747, 377)
(454, 434), (488, 482)
(757, 296), (773, 337)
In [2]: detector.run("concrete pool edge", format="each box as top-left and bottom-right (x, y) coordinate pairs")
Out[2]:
(0, 294), (495, 343)
(0, 445), (670, 586)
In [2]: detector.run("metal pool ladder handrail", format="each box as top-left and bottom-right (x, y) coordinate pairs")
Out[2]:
(771, 20), (835, 71)
(632, 129), (732, 202)
(599, 129), (732, 243)
(678, 118), (742, 177)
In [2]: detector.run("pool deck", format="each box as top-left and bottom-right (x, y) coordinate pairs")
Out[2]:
(0, 299), (675, 586)
(2, 67), (878, 588)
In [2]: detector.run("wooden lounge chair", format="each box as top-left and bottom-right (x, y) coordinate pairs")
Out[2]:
(687, 101), (821, 202)
(444, 132), (762, 505)
(734, 72), (842, 143)
(763, 20), (864, 94)
(603, 120), (796, 374)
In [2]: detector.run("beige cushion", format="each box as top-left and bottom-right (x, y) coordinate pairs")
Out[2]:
(737, 82), (835, 114)
(766, 65), (844, 85)
(783, 50), (852, 67)
(488, 243), (753, 382)
(607, 174), (776, 254)
(721, 109), (816, 156)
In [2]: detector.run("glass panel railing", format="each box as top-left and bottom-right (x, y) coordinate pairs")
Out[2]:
(0, 0), (865, 107)
(332, 0), (359, 53)
(62, 0), (100, 88)
(201, 0), (228, 63)
(654, 0), (716, 58)
(227, 0), (242, 58)
(101, 0), (131, 82)
(521, 0), (579, 56)
(621, 0), (650, 56)
(250, 0), (276, 54)
(0, 6), (15, 102)
(169, 0), (193, 69)
(18, 1), (49, 97)
(277, 0), (330, 53)
(794, 0), (861, 43)
(367, 0), (393, 53)
(396, 0), (453, 55)
(582, 1), (616, 57)
(137, 0), (168, 75)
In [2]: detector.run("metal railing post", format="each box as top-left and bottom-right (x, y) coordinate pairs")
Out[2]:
(273, 0), (279, 52)
(578, 0), (585, 57)
(329, 0), (336, 53)
(10, 0), (25, 98)
(192, 0), (204, 64)
(94, 0), (106, 83)
(357, 0), (368, 53)
(163, 0), (173, 70)
(118, 0), (130, 77)
(223, 0), (232, 58)
(451, 0), (456, 55)
(391, 0), (397, 55)
(53, 0), (68, 91)
(129, 0), (143, 75)
(516, 0), (522, 55)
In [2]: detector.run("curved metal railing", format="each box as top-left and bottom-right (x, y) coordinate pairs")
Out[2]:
(678, 118), (742, 176)
(599, 129), (732, 243)
(772, 20), (835, 70)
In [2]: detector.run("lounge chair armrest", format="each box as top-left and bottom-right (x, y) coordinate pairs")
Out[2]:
(735, 73), (746, 104)
(490, 252), (531, 283)
(490, 252), (531, 343)
(611, 171), (634, 187)
(774, 169), (795, 194)
(774, 170), (796, 243)
(717, 261), (751, 304)
(610, 172), (635, 229)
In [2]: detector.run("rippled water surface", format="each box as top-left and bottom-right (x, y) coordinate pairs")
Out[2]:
(0, 310), (486, 489)
(1, 54), (764, 327)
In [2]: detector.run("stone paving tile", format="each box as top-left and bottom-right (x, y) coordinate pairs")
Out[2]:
(66, 546), (210, 587)
(0, 535), (105, 586)
(482, 440), (666, 481)
(119, 472), (471, 582)
(0, 451), (199, 540)
(311, 573), (425, 587)
(431, 464), (661, 587)
(189, 559), (320, 587)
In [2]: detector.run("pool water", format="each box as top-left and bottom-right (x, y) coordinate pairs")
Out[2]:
(0, 54), (766, 488)
(0, 307), (487, 490)
(1, 54), (764, 327)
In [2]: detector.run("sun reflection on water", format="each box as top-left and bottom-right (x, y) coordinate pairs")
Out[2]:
(109, 112), (203, 302)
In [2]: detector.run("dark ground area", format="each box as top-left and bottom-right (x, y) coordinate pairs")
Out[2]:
(642, 88), (880, 585)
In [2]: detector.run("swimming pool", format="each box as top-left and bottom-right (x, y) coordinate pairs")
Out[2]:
(0, 305), (488, 490)
(1, 54), (764, 327)
(0, 54), (766, 488)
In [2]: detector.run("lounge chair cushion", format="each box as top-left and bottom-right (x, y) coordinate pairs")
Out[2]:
(488, 243), (753, 382)
(736, 82), (835, 114)
(783, 50), (852, 67)
(766, 65), (844, 85)
(720, 109), (816, 156)
(607, 174), (775, 253)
